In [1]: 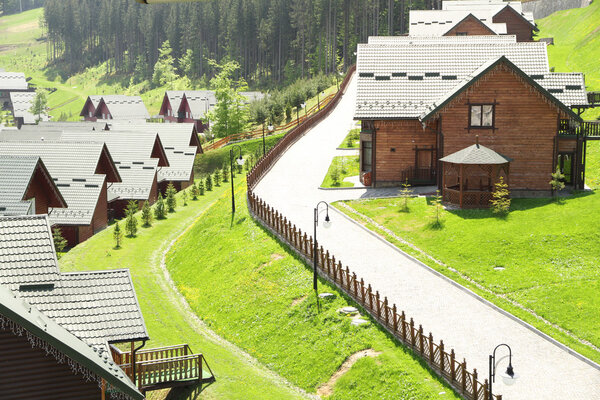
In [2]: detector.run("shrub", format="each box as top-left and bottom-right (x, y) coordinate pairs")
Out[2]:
(490, 177), (511, 216)
(331, 167), (341, 186)
(222, 163), (230, 182)
(399, 179), (412, 212)
(214, 169), (221, 187)
(198, 180), (205, 195)
(113, 221), (123, 249)
(549, 166), (565, 201)
(52, 227), (68, 254)
(191, 183), (199, 200)
(182, 189), (188, 206)
(154, 193), (167, 219)
(206, 175), (213, 191)
(166, 183), (177, 212)
(141, 200), (153, 227)
(124, 200), (139, 237)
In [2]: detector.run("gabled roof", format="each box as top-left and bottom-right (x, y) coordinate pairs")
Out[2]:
(420, 56), (582, 122)
(409, 10), (507, 36)
(47, 175), (106, 225)
(0, 215), (60, 290)
(440, 142), (512, 164)
(0, 155), (67, 216)
(31, 121), (110, 131)
(0, 72), (28, 90)
(442, 1), (536, 28)
(368, 35), (518, 44)
(163, 91), (216, 117)
(79, 96), (104, 117)
(10, 91), (48, 124)
(354, 40), (586, 120)
(179, 92), (213, 119)
(94, 95), (150, 120)
(0, 285), (144, 400)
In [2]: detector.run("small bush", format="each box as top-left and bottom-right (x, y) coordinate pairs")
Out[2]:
(399, 179), (412, 212)
(331, 167), (341, 186)
(191, 183), (199, 200)
(206, 175), (213, 191)
(113, 221), (123, 249)
(222, 163), (230, 182)
(214, 169), (221, 187)
(182, 189), (188, 206)
(198, 180), (205, 195)
(428, 190), (444, 229)
(549, 166), (565, 201)
(490, 177), (511, 216)
(154, 193), (167, 219)
(141, 200), (153, 227)
(125, 200), (139, 237)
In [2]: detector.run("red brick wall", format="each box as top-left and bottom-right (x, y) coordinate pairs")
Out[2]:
(493, 7), (534, 42)
(438, 65), (560, 191)
(445, 16), (496, 36)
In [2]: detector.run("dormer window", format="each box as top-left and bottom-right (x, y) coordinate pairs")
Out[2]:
(470, 104), (494, 128)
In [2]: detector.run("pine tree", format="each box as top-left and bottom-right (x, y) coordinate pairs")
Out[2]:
(52, 227), (68, 255)
(490, 177), (511, 215)
(222, 163), (229, 182)
(141, 200), (153, 227)
(191, 183), (199, 200)
(113, 221), (123, 249)
(429, 190), (444, 229)
(125, 200), (139, 238)
(154, 193), (167, 219)
(206, 175), (213, 191)
(166, 183), (177, 212)
(182, 189), (188, 206)
(399, 179), (412, 212)
(549, 166), (565, 201)
(198, 180), (205, 195)
(214, 169), (221, 186)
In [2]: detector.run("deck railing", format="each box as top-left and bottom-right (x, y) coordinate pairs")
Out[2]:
(245, 65), (500, 400)
(588, 92), (600, 106)
(400, 166), (436, 184)
(558, 120), (600, 138)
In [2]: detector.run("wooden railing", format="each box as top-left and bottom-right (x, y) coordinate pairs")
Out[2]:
(245, 65), (500, 400)
(400, 166), (437, 184)
(588, 91), (600, 106)
(203, 93), (336, 152)
(111, 344), (214, 391)
(558, 120), (600, 138)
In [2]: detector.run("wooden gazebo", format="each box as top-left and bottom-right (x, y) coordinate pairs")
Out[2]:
(440, 139), (512, 208)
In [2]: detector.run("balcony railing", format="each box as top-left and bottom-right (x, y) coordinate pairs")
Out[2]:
(588, 92), (600, 107)
(111, 344), (215, 392)
(559, 121), (600, 138)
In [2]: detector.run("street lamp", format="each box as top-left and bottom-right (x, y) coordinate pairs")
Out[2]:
(489, 344), (518, 400)
(313, 201), (332, 294)
(229, 144), (244, 214)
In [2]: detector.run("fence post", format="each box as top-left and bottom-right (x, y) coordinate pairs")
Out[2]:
(330, 255), (335, 276)
(383, 297), (389, 326)
(345, 267), (351, 291)
(419, 325), (424, 355)
(401, 311), (406, 341)
(450, 349), (456, 382)
(375, 291), (381, 318)
(353, 274), (358, 297)
(410, 318), (415, 347)
(473, 369), (478, 398)
(429, 333), (434, 364)
(367, 285), (373, 310)
(360, 278), (365, 303)
(462, 359), (467, 394)
(483, 379), (488, 400)
(392, 304), (398, 333)
(439, 340), (445, 372)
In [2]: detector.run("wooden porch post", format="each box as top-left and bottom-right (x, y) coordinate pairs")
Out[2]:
(130, 341), (135, 383)
(101, 379), (106, 400)
(459, 164), (464, 208)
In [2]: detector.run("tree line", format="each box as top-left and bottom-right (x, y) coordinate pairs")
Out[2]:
(42, 0), (437, 87)
(1, 0), (44, 15)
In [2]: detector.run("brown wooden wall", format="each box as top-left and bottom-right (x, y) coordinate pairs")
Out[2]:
(96, 102), (112, 120)
(83, 101), (97, 122)
(91, 179), (108, 235)
(493, 7), (534, 42)
(373, 119), (437, 185)
(444, 15), (496, 36)
(0, 327), (101, 400)
(438, 65), (559, 191)
(26, 169), (52, 215)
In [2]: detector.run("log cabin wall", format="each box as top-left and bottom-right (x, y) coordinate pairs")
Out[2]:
(0, 327), (101, 399)
(493, 7), (534, 42)
(26, 169), (53, 215)
(373, 119), (437, 186)
(444, 15), (496, 36)
(438, 65), (559, 192)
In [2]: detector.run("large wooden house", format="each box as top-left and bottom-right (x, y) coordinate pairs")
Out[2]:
(9, 91), (49, 128)
(80, 95), (149, 122)
(409, 1), (537, 42)
(0, 71), (30, 110)
(355, 36), (597, 207)
(159, 91), (216, 132)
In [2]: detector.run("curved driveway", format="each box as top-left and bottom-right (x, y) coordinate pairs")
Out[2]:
(254, 76), (600, 399)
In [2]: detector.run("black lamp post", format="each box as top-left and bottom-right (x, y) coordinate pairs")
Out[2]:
(489, 343), (518, 400)
(313, 201), (332, 294)
(229, 144), (244, 214)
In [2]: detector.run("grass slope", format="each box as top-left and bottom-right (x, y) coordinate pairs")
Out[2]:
(321, 156), (360, 188)
(59, 176), (310, 400)
(338, 193), (600, 363)
(166, 184), (460, 399)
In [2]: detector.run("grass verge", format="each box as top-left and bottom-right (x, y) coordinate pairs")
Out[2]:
(165, 183), (460, 399)
(321, 156), (359, 188)
(59, 176), (310, 400)
(335, 193), (600, 364)
(337, 128), (360, 149)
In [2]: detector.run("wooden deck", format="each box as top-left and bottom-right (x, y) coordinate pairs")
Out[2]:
(111, 344), (215, 392)
(559, 120), (600, 140)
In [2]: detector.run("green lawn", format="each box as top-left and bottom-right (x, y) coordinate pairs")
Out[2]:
(166, 183), (460, 399)
(338, 128), (360, 149)
(59, 176), (311, 400)
(321, 155), (360, 188)
(337, 193), (600, 363)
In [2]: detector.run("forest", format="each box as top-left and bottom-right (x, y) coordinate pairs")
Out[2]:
(42, 0), (438, 88)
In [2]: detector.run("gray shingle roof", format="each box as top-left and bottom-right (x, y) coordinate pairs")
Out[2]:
(0, 156), (42, 215)
(164, 91), (216, 117)
(0, 72), (28, 90)
(368, 35), (518, 44)
(354, 40), (585, 120)
(182, 92), (214, 119)
(0, 284), (144, 400)
(440, 142), (512, 164)
(96, 95), (150, 120)
(409, 10), (507, 36)
(442, 1), (536, 26)
(47, 175), (105, 225)
(0, 215), (60, 290)
(35, 121), (110, 131)
(10, 91), (48, 124)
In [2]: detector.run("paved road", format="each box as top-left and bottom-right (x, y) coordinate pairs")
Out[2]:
(254, 76), (600, 399)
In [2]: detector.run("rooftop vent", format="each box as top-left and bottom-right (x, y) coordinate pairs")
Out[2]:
(72, 178), (87, 182)
(392, 72), (407, 77)
(85, 184), (99, 188)
(425, 72), (440, 77)
(119, 165), (131, 169)
(442, 75), (458, 80)
(56, 183), (71, 187)
(408, 76), (424, 81)
(549, 88), (564, 94)
(359, 72), (375, 78)
(531, 75), (544, 80)
(132, 161), (144, 165)
(566, 85), (581, 90)
(375, 75), (390, 81)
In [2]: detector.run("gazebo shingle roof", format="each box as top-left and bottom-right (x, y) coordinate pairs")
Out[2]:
(440, 142), (512, 164)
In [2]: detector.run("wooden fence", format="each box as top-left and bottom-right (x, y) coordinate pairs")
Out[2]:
(245, 65), (501, 400)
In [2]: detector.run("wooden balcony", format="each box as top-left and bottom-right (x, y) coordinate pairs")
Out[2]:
(558, 120), (600, 139)
(588, 92), (600, 107)
(111, 344), (215, 393)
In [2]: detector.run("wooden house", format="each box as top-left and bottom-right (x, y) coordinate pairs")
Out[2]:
(409, 10), (508, 37)
(355, 36), (596, 207)
(0, 215), (214, 394)
(9, 92), (49, 128)
(159, 91), (216, 132)
(0, 71), (30, 111)
(0, 155), (67, 216)
(442, 1), (538, 42)
(81, 95), (149, 122)
(0, 140), (121, 245)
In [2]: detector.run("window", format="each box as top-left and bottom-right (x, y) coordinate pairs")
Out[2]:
(470, 104), (494, 128)
(362, 141), (372, 171)
(89, 111), (93, 117)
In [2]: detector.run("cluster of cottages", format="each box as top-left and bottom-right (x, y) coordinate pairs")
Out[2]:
(356, 0), (600, 208)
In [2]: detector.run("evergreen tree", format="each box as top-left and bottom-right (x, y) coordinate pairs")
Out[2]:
(429, 190), (444, 229)
(113, 221), (123, 249)
(52, 227), (68, 255)
(125, 200), (139, 237)
(141, 200), (153, 227)
(191, 183), (199, 200)
(214, 169), (221, 186)
(29, 88), (48, 124)
(549, 166), (565, 201)
(166, 183), (177, 212)
(152, 40), (178, 88)
(490, 177), (511, 215)
(182, 189), (188, 206)
(154, 193), (167, 219)
(222, 163), (230, 182)
(179, 48), (194, 77)
(198, 179), (205, 195)
(399, 179), (412, 212)
(206, 175), (213, 191)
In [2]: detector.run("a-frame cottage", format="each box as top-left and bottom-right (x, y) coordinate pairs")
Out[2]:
(355, 36), (598, 208)
(159, 91), (216, 132)
(80, 95), (150, 122)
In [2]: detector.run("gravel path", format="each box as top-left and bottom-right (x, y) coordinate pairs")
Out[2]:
(253, 76), (600, 399)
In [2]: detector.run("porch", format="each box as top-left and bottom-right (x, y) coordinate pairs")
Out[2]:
(111, 344), (215, 393)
